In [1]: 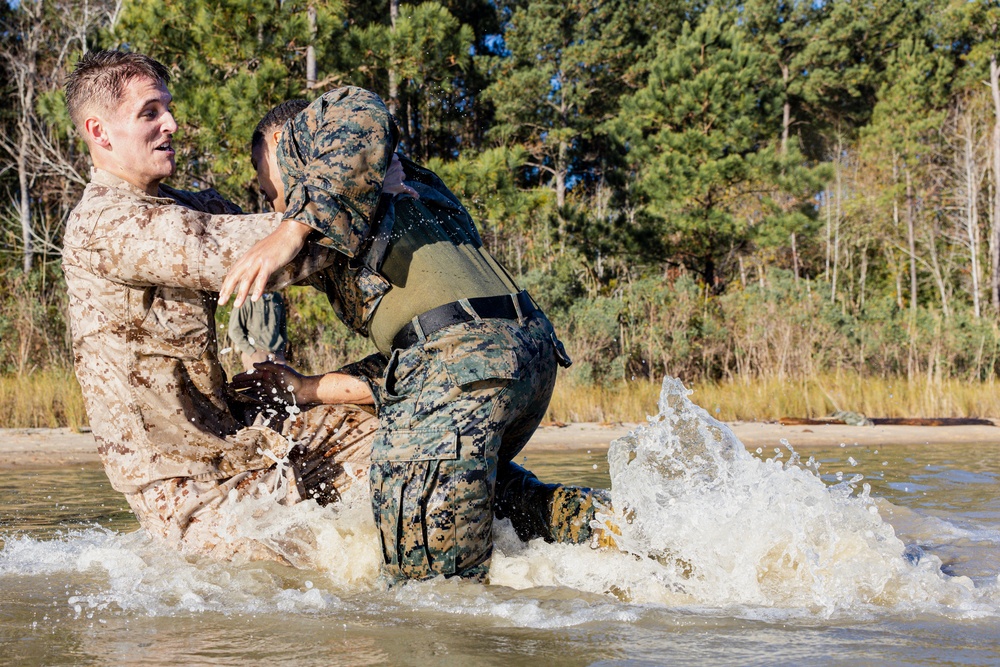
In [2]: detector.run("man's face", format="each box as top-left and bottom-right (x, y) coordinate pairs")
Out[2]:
(100, 77), (177, 194)
(252, 131), (286, 213)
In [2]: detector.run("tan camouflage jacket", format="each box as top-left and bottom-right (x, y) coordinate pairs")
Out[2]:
(62, 169), (335, 493)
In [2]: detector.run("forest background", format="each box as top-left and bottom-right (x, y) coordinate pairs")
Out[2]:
(4, 0), (1000, 428)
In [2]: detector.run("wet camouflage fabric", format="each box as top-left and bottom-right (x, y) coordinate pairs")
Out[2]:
(370, 311), (572, 583)
(272, 88), (607, 580)
(278, 87), (397, 259)
(303, 258), (390, 338)
(62, 169), (339, 493)
(277, 88), (399, 337)
(494, 462), (611, 545)
(306, 157), (497, 341)
(125, 405), (376, 565)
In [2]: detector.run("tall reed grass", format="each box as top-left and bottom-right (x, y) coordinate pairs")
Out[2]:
(0, 370), (88, 429)
(2, 370), (998, 430)
(545, 373), (1000, 424)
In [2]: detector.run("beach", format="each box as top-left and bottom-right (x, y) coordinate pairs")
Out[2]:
(2, 420), (998, 468)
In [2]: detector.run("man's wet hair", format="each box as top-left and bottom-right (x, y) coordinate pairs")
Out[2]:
(251, 99), (310, 156)
(65, 50), (170, 134)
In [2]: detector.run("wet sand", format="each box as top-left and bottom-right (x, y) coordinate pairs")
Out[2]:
(2, 420), (998, 469)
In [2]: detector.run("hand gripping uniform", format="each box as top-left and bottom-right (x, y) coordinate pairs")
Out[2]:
(278, 87), (610, 582)
(62, 169), (377, 565)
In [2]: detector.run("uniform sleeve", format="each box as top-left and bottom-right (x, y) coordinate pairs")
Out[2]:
(278, 87), (398, 258)
(85, 201), (336, 292)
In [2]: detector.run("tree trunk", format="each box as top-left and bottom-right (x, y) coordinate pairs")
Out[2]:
(990, 54), (1000, 310)
(859, 240), (869, 309)
(18, 145), (33, 274)
(824, 187), (831, 281)
(780, 62), (790, 156)
(927, 217), (950, 318)
(306, 5), (316, 89)
(791, 232), (799, 283)
(387, 0), (400, 118)
(831, 148), (842, 303)
(964, 115), (982, 318)
(905, 166), (918, 313)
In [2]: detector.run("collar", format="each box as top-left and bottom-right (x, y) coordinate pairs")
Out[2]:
(90, 167), (175, 203)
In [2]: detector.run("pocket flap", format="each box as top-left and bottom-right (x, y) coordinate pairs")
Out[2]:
(447, 350), (519, 386)
(371, 427), (458, 462)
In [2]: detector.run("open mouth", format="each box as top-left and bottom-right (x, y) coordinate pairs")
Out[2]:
(155, 141), (174, 153)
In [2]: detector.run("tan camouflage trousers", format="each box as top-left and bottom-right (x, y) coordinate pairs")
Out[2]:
(370, 313), (608, 584)
(124, 404), (376, 564)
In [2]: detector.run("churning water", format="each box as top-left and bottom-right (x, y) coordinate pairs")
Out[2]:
(2, 377), (999, 665)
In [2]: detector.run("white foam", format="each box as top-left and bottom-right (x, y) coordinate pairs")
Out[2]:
(585, 377), (1000, 617)
(3, 376), (998, 624)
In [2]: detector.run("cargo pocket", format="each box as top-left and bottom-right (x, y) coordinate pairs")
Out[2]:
(445, 348), (520, 387)
(370, 427), (466, 579)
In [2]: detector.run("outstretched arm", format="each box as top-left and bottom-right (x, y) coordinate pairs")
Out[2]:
(219, 87), (412, 308)
(230, 361), (374, 408)
(218, 155), (417, 308)
(219, 218), (313, 308)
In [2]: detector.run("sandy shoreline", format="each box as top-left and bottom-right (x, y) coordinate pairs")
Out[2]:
(2, 420), (999, 469)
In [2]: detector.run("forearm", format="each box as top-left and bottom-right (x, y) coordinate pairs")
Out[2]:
(299, 372), (375, 406)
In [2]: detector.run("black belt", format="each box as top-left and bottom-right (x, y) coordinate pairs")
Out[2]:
(392, 291), (536, 351)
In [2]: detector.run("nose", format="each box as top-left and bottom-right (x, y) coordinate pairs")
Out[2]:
(162, 110), (178, 134)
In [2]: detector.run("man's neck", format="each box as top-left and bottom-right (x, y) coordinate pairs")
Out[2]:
(91, 167), (164, 198)
(90, 157), (160, 196)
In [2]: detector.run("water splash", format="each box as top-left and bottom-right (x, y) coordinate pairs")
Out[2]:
(3, 376), (999, 625)
(572, 377), (994, 616)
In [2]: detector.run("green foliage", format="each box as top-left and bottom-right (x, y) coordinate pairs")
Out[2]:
(342, 2), (476, 161)
(0, 266), (72, 375)
(609, 7), (821, 287)
(9, 0), (1000, 394)
(867, 38), (953, 165)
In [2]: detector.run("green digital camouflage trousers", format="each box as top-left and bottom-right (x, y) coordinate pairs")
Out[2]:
(370, 312), (609, 583)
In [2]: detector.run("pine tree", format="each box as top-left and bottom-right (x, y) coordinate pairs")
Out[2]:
(481, 0), (658, 240)
(112, 0), (347, 205)
(340, 2), (474, 163)
(864, 37), (954, 313)
(609, 7), (816, 289)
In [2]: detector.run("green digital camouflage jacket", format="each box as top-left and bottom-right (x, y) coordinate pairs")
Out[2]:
(278, 86), (487, 343)
(278, 87), (398, 336)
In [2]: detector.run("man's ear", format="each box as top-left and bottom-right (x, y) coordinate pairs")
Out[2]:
(83, 115), (112, 150)
(270, 128), (282, 148)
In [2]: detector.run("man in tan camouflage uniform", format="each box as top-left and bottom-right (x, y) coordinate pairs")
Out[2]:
(61, 50), (384, 565)
(225, 90), (612, 584)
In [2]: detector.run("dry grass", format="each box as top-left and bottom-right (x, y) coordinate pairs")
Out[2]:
(546, 373), (1000, 424)
(0, 370), (89, 430)
(3, 369), (999, 430)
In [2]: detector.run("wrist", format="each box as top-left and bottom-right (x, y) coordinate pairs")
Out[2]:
(278, 218), (313, 243)
(298, 375), (322, 405)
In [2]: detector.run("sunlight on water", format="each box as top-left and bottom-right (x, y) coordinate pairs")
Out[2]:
(2, 376), (999, 634)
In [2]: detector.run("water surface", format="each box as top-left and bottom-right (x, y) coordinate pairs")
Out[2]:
(2, 381), (998, 665)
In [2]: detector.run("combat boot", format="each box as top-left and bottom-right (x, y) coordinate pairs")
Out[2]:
(495, 461), (616, 546)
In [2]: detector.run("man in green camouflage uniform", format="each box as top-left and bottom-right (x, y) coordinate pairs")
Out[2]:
(226, 89), (612, 584)
(228, 291), (288, 371)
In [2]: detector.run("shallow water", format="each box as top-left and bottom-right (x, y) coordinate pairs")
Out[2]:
(2, 380), (999, 666)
